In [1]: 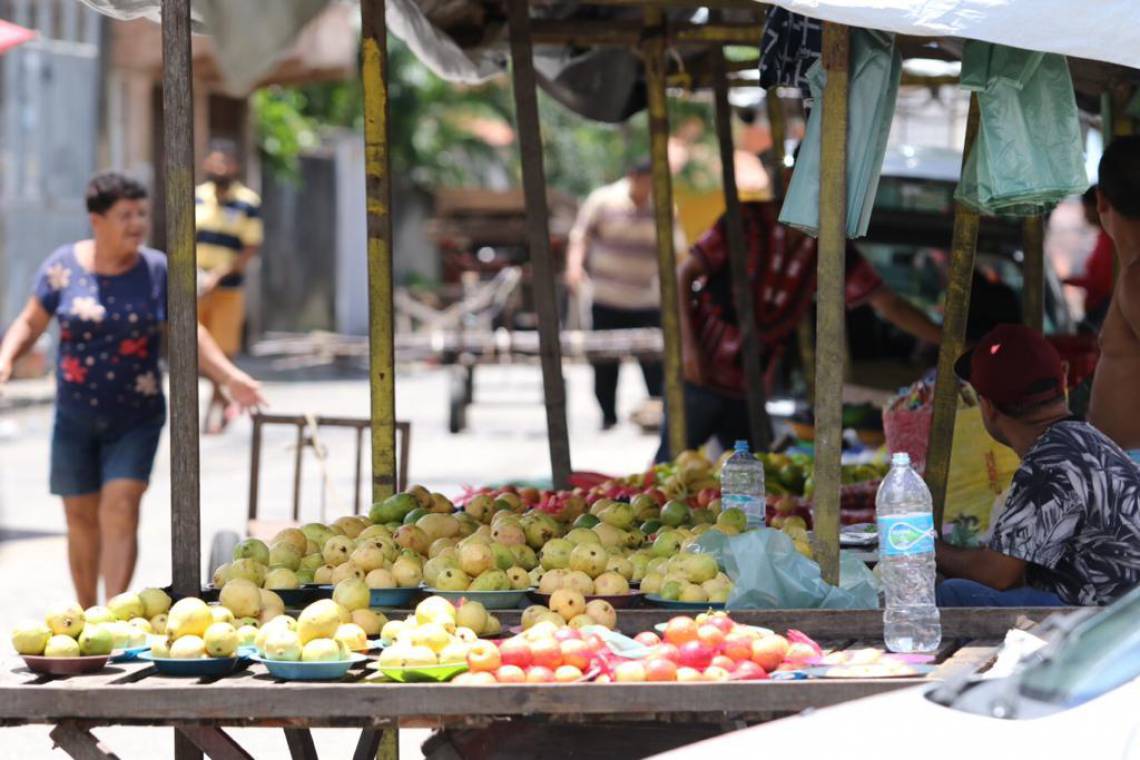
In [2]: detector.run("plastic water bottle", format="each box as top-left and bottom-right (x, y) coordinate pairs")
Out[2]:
(721, 440), (766, 529)
(875, 452), (941, 653)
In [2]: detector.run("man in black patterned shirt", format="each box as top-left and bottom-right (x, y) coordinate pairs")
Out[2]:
(936, 324), (1140, 607)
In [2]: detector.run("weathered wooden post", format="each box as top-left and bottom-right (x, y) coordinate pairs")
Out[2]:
(643, 8), (687, 457)
(361, 0), (398, 504)
(712, 43), (771, 449)
(507, 0), (573, 489)
(1022, 216), (1045, 332)
(926, 95), (981, 529)
(813, 22), (850, 585)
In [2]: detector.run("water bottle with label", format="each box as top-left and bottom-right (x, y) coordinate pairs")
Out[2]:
(875, 452), (941, 653)
(720, 440), (766, 529)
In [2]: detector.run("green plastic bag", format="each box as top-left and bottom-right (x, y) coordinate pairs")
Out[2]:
(692, 529), (880, 609)
(778, 29), (902, 239)
(955, 41), (1089, 216)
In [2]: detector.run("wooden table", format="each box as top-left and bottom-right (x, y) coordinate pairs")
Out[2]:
(0, 608), (1063, 759)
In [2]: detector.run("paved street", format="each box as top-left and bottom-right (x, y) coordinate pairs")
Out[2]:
(0, 358), (660, 758)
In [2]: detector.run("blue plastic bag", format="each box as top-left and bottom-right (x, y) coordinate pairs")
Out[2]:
(955, 41), (1089, 215)
(693, 528), (880, 609)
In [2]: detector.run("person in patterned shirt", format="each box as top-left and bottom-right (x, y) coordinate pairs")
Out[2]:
(936, 324), (1140, 607)
(0, 173), (266, 608)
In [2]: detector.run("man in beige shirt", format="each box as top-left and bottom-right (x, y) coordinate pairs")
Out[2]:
(1088, 136), (1140, 462)
(565, 161), (685, 429)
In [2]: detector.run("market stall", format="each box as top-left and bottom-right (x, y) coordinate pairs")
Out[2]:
(5, 0), (1138, 758)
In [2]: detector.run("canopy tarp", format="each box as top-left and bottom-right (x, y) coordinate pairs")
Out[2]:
(763, 0), (1139, 71)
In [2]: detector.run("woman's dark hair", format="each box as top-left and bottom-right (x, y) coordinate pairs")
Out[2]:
(85, 172), (148, 215)
(1099, 136), (1140, 220)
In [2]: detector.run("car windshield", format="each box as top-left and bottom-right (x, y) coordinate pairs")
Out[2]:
(1018, 586), (1140, 707)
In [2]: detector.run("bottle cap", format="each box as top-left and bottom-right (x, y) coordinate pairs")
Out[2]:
(733, 440), (749, 453)
(891, 452), (911, 467)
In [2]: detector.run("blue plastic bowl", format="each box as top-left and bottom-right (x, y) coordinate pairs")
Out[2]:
(369, 587), (420, 608)
(251, 653), (368, 681)
(138, 651), (247, 677)
(271, 588), (322, 607)
(643, 594), (726, 611)
(110, 645), (150, 663)
(423, 588), (530, 610)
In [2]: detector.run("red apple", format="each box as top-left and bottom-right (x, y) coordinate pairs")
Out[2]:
(710, 655), (736, 672)
(733, 661), (769, 681)
(750, 635), (789, 671)
(663, 616), (699, 646)
(499, 638), (533, 670)
(582, 634), (606, 653)
(526, 666), (555, 683)
(467, 641), (502, 673)
(703, 665), (731, 682)
(722, 631), (754, 663)
(644, 657), (678, 682)
(697, 624), (726, 651)
(530, 638), (563, 670)
(676, 666), (703, 682)
(634, 631), (661, 647)
(647, 489), (667, 507)
(554, 664), (584, 683)
(594, 674), (612, 684)
(495, 665), (526, 683)
(652, 643), (681, 663)
(697, 488), (720, 508)
(559, 639), (593, 671)
(678, 640), (714, 670)
(453, 671), (497, 685)
(614, 661), (647, 682)
(707, 615), (735, 634)
(553, 628), (582, 644)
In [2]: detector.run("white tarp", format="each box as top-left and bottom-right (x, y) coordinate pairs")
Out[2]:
(763, 0), (1140, 70)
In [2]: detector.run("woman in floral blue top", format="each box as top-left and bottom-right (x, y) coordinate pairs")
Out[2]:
(0, 173), (265, 607)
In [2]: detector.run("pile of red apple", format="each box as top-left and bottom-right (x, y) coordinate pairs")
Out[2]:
(450, 613), (821, 685)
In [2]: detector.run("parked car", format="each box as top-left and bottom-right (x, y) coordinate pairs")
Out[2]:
(654, 586), (1140, 759)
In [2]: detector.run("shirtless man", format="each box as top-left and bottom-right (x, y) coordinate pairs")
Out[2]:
(1088, 136), (1140, 459)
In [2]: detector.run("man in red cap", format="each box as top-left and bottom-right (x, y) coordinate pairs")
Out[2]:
(936, 324), (1140, 607)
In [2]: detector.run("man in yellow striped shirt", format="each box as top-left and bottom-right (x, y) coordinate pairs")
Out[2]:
(195, 140), (263, 433)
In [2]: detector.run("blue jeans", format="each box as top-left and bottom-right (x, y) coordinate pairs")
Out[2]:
(50, 405), (166, 496)
(655, 382), (761, 462)
(936, 578), (1067, 607)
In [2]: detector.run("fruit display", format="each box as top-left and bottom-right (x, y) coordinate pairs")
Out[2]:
(520, 592), (618, 631)
(375, 596), (487, 671)
(11, 588), (173, 660)
(250, 599), (364, 664)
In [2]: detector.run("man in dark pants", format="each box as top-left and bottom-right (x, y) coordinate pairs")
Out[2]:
(656, 201), (941, 461)
(566, 161), (685, 429)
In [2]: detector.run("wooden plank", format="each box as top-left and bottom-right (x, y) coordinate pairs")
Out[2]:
(930, 638), (1002, 681)
(177, 726), (253, 760)
(160, 0), (200, 597)
(360, 0), (398, 502)
(926, 95), (981, 527)
(712, 32), (771, 450)
(283, 728), (318, 760)
(813, 22), (850, 586)
(49, 722), (122, 760)
(643, 7), (687, 457)
(1022, 215), (1045, 332)
(507, 0), (573, 490)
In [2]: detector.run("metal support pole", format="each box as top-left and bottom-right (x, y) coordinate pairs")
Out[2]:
(161, 0), (200, 599)
(766, 87), (787, 200)
(813, 22), (849, 586)
(1022, 215), (1045, 333)
(507, 0), (572, 490)
(712, 43), (770, 450)
(361, 0), (397, 504)
(644, 8), (687, 457)
(926, 95), (981, 529)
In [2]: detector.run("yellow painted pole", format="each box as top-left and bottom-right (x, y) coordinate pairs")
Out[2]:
(926, 95), (981, 529)
(507, 0), (573, 489)
(813, 22), (849, 586)
(643, 8), (687, 458)
(361, 0), (397, 504)
(1022, 216), (1045, 333)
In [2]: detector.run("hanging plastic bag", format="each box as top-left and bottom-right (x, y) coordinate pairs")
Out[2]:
(693, 529), (880, 609)
(778, 29), (901, 239)
(955, 41), (1089, 215)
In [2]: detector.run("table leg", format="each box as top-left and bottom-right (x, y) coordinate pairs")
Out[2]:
(175, 729), (203, 760)
(354, 727), (398, 760)
(177, 726), (253, 760)
(284, 728), (319, 759)
(49, 722), (122, 760)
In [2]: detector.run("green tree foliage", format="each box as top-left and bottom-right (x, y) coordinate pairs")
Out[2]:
(252, 36), (718, 196)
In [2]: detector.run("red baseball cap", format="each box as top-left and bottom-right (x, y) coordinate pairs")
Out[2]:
(954, 324), (1065, 408)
